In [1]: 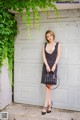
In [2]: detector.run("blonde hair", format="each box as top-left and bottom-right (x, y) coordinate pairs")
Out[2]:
(45, 30), (55, 42)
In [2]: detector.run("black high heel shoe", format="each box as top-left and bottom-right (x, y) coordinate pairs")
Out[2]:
(42, 106), (47, 115)
(47, 101), (53, 113)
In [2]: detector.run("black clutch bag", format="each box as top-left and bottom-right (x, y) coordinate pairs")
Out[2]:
(44, 71), (57, 85)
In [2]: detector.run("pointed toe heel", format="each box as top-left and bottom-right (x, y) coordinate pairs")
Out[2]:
(42, 106), (47, 115)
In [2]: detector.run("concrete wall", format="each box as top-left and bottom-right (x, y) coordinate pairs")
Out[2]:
(0, 63), (12, 110)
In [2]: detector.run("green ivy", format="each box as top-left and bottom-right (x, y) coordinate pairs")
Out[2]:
(0, 0), (72, 86)
(0, 0), (72, 85)
(0, 8), (17, 84)
(0, 0), (59, 83)
(0, 0), (59, 29)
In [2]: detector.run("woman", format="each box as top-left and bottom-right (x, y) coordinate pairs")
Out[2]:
(41, 30), (61, 115)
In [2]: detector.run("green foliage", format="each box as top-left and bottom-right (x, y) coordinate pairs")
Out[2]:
(0, 0), (71, 84)
(0, 8), (17, 84)
(0, 0), (59, 29)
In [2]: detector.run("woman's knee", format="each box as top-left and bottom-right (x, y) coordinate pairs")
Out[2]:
(46, 85), (52, 89)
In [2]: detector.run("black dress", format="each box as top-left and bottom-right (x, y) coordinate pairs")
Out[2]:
(41, 42), (59, 85)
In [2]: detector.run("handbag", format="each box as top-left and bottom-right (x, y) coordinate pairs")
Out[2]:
(44, 71), (57, 85)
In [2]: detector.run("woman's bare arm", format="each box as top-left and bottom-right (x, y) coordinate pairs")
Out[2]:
(51, 42), (61, 72)
(42, 45), (50, 72)
(54, 42), (61, 65)
(42, 45), (48, 66)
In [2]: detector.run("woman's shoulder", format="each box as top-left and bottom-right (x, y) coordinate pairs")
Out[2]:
(43, 42), (47, 47)
(42, 42), (47, 49)
(55, 41), (61, 45)
(55, 41), (61, 49)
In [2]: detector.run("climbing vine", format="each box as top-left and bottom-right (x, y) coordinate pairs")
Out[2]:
(0, 0), (71, 84)
(0, 8), (17, 83)
(0, 0), (59, 29)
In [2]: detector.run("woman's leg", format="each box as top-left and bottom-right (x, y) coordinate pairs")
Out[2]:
(44, 85), (51, 106)
(48, 85), (52, 105)
(44, 85), (52, 106)
(42, 85), (52, 114)
(42, 85), (51, 113)
(47, 85), (53, 113)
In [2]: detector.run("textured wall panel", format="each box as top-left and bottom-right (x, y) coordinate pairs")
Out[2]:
(14, 9), (80, 111)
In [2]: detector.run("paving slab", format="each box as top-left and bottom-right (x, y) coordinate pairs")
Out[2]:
(0, 103), (80, 120)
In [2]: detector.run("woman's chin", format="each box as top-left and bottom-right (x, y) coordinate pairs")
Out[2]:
(48, 40), (53, 43)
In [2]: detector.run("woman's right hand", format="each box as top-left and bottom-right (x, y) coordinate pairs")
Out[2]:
(46, 65), (50, 72)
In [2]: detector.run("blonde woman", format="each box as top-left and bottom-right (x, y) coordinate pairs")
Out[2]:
(41, 30), (61, 115)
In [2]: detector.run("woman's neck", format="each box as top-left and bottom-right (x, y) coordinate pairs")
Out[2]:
(49, 40), (55, 44)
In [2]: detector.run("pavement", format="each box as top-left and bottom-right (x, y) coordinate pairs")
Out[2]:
(1, 102), (80, 120)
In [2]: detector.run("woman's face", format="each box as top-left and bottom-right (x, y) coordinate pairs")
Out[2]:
(46, 33), (54, 43)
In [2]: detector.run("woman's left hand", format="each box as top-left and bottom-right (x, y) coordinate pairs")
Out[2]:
(51, 64), (56, 72)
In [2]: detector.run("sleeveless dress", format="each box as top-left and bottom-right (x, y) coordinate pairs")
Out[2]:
(41, 42), (59, 85)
